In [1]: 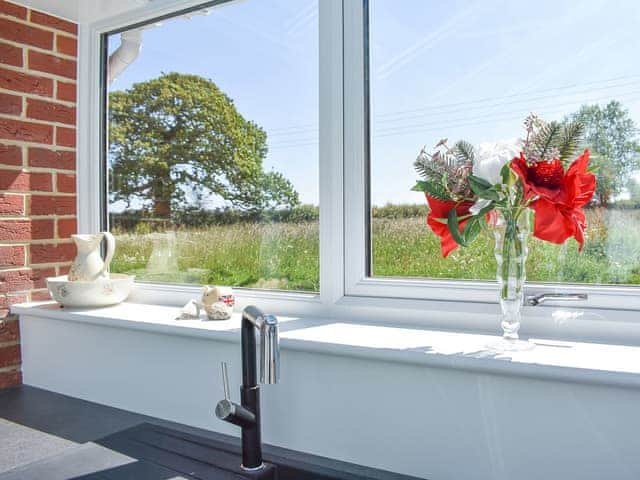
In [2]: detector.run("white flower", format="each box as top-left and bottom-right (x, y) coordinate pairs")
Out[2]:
(473, 138), (522, 185)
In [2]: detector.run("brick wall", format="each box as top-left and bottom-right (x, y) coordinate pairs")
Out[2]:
(0, 0), (78, 388)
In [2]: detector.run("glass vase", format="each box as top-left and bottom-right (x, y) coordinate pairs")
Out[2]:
(488, 208), (534, 352)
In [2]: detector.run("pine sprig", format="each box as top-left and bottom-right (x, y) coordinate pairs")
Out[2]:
(452, 140), (475, 163)
(523, 114), (585, 163)
(413, 142), (473, 201)
(530, 120), (562, 161)
(558, 120), (584, 165)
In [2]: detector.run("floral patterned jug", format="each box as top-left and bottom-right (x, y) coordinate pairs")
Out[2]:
(68, 232), (115, 282)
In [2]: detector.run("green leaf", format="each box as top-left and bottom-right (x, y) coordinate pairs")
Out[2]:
(447, 208), (466, 246)
(500, 163), (512, 184)
(468, 174), (493, 191)
(468, 175), (500, 201)
(479, 188), (500, 201)
(476, 201), (495, 217)
(412, 179), (450, 200)
(463, 216), (482, 244)
(411, 181), (428, 192)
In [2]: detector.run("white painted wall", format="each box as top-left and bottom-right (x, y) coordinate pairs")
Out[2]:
(15, 0), (149, 23)
(20, 314), (640, 480)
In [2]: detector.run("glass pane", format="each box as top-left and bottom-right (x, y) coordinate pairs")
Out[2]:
(369, 0), (640, 285)
(106, 0), (319, 291)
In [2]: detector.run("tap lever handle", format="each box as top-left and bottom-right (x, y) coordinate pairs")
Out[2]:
(525, 293), (588, 306)
(221, 361), (230, 401)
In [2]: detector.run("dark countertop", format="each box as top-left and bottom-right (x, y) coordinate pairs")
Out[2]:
(0, 386), (423, 480)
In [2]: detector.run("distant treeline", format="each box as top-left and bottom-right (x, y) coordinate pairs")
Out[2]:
(110, 201), (640, 232)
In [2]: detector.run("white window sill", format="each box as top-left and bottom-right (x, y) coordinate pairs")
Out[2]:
(11, 300), (640, 390)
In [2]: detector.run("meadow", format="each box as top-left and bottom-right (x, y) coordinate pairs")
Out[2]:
(111, 207), (640, 291)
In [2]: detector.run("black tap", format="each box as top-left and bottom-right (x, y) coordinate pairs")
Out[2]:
(216, 305), (279, 475)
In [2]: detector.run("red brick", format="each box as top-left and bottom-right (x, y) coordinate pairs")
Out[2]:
(55, 126), (74, 147)
(26, 98), (75, 125)
(0, 1), (26, 19)
(0, 67), (53, 97)
(28, 50), (76, 80)
(30, 290), (50, 301)
(30, 242), (76, 264)
(0, 118), (53, 144)
(56, 173), (75, 193)
(0, 194), (23, 215)
(31, 267), (55, 288)
(0, 220), (27, 240)
(0, 92), (21, 115)
(0, 42), (22, 67)
(0, 369), (21, 388)
(56, 81), (75, 102)
(55, 34), (76, 56)
(0, 318), (19, 343)
(28, 147), (75, 170)
(0, 293), (26, 309)
(30, 10), (77, 35)
(0, 219), (54, 240)
(31, 218), (54, 239)
(0, 245), (24, 267)
(0, 18), (53, 50)
(57, 264), (69, 276)
(0, 144), (21, 165)
(0, 268), (55, 293)
(57, 217), (76, 238)
(0, 344), (20, 368)
(30, 195), (75, 215)
(0, 170), (52, 192)
(0, 268), (53, 293)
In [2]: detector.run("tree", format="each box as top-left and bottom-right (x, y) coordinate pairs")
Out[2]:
(629, 178), (640, 202)
(109, 72), (299, 217)
(569, 101), (640, 206)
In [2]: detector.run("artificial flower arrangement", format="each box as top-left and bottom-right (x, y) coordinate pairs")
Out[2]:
(412, 114), (596, 350)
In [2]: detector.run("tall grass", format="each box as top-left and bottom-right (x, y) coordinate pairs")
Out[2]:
(111, 208), (640, 291)
(112, 222), (319, 291)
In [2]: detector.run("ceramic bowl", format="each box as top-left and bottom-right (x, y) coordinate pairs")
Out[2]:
(46, 274), (135, 308)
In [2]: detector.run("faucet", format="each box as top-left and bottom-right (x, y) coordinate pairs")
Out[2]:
(215, 305), (279, 474)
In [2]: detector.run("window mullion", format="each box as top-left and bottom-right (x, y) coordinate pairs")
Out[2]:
(343, 0), (369, 296)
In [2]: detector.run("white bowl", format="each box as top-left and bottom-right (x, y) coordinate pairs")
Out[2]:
(46, 274), (135, 308)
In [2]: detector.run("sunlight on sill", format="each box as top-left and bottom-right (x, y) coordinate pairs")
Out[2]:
(11, 301), (640, 388)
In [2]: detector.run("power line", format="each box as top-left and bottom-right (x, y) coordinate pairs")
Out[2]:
(374, 90), (640, 136)
(268, 92), (640, 149)
(264, 74), (640, 138)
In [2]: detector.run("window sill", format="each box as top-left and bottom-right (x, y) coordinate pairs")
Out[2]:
(11, 301), (640, 390)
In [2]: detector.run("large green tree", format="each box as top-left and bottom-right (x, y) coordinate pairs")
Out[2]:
(570, 101), (640, 206)
(109, 72), (299, 217)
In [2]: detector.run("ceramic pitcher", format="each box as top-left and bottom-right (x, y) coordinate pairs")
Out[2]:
(68, 232), (115, 282)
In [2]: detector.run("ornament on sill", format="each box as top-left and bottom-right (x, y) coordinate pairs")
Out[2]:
(202, 285), (235, 320)
(176, 299), (201, 320)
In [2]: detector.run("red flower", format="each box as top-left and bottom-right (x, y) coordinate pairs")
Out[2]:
(425, 195), (474, 257)
(511, 150), (596, 250)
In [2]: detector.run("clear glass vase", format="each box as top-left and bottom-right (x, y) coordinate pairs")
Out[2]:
(488, 208), (534, 352)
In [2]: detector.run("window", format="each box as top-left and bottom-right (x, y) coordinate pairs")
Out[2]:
(368, 0), (640, 286)
(85, 0), (640, 319)
(103, 0), (319, 292)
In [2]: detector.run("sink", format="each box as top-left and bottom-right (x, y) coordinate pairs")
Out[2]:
(0, 422), (424, 479)
(94, 423), (424, 480)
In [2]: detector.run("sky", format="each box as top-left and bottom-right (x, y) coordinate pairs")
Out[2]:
(108, 0), (640, 209)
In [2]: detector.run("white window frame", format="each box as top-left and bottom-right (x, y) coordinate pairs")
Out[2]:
(77, 0), (640, 336)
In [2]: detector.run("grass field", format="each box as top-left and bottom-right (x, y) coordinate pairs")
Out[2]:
(111, 207), (640, 291)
